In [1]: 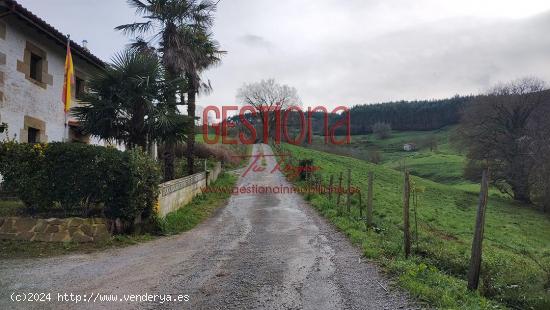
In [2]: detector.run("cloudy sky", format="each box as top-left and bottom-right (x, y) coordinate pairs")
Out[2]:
(17, 0), (550, 110)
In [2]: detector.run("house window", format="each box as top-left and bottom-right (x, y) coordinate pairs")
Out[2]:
(75, 76), (85, 99)
(21, 115), (47, 143)
(17, 41), (53, 89)
(29, 53), (43, 82)
(27, 127), (40, 143)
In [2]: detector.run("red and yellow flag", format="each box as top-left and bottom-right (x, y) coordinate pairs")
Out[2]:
(62, 40), (74, 113)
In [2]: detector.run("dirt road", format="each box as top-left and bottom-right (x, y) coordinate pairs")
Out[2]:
(0, 144), (416, 309)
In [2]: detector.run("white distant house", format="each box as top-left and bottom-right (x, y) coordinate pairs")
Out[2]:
(0, 0), (116, 147)
(403, 143), (416, 151)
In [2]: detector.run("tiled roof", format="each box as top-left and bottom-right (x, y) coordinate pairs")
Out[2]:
(0, 0), (105, 68)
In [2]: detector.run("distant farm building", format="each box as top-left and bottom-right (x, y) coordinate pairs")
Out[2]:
(403, 143), (416, 151)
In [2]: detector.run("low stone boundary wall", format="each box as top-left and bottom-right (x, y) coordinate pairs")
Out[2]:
(0, 217), (110, 242)
(157, 162), (222, 217)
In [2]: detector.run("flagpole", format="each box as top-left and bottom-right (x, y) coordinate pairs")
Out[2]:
(63, 34), (70, 142)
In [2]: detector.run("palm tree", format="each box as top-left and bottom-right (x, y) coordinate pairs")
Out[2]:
(73, 50), (162, 150)
(181, 27), (225, 174)
(116, 0), (216, 180)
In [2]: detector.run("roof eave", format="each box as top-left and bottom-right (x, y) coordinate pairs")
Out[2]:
(0, 0), (105, 70)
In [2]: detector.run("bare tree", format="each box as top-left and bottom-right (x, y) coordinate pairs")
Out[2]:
(236, 79), (301, 141)
(372, 122), (392, 139)
(456, 77), (548, 203)
(422, 135), (438, 151)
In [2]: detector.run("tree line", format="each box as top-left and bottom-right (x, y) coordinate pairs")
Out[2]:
(270, 95), (473, 136)
(345, 95), (473, 134)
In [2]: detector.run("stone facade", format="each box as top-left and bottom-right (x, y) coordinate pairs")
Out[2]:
(0, 217), (110, 242)
(157, 162), (222, 217)
(0, 7), (114, 147)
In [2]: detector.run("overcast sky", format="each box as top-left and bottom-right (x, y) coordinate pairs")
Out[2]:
(17, 0), (550, 110)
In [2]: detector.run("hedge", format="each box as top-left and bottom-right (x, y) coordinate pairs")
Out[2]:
(0, 142), (160, 229)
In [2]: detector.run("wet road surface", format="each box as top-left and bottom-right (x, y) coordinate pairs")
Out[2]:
(0, 144), (417, 309)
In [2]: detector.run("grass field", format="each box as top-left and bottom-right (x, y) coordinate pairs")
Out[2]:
(277, 142), (550, 309)
(308, 127), (511, 199)
(308, 127), (466, 184)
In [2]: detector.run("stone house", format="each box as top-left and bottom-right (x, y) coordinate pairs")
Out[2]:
(0, 0), (110, 145)
(403, 143), (416, 151)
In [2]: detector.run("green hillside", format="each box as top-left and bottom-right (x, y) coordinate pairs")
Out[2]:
(277, 143), (550, 309)
(309, 127), (465, 183)
(307, 127), (509, 199)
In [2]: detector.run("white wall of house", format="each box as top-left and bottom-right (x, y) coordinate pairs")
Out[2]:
(0, 15), (115, 148)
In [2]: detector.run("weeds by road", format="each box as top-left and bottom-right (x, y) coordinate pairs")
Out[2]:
(161, 172), (237, 234)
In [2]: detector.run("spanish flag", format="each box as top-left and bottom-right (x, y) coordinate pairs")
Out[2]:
(62, 39), (74, 113)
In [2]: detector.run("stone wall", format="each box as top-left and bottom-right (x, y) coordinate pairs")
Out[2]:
(0, 217), (110, 242)
(208, 161), (222, 184)
(157, 162), (222, 217)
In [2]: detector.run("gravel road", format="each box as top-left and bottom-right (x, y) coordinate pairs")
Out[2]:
(0, 144), (417, 310)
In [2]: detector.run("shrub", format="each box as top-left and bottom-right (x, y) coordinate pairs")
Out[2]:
(417, 135), (438, 151)
(0, 143), (47, 212)
(368, 149), (383, 164)
(183, 143), (240, 165)
(298, 159), (314, 180)
(0, 142), (160, 232)
(159, 142), (243, 178)
(372, 122), (392, 139)
(125, 149), (162, 223)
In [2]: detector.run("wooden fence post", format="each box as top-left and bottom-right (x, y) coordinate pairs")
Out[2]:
(205, 159), (209, 186)
(336, 172), (343, 214)
(403, 170), (411, 258)
(358, 192), (363, 219)
(367, 172), (374, 228)
(347, 169), (352, 214)
(328, 174), (334, 201)
(467, 168), (490, 291)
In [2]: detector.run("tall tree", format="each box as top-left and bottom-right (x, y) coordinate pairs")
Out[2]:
(116, 0), (216, 180)
(456, 78), (548, 203)
(528, 93), (550, 211)
(236, 79), (301, 140)
(180, 27), (224, 174)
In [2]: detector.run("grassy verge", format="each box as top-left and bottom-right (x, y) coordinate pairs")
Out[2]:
(277, 143), (550, 309)
(0, 235), (156, 260)
(160, 171), (237, 234)
(0, 200), (24, 217)
(0, 170), (237, 259)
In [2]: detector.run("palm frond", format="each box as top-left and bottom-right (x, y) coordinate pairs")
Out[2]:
(127, 0), (151, 16)
(115, 22), (153, 36)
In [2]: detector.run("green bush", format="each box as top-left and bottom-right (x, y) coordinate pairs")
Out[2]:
(0, 142), (160, 230)
(0, 142), (47, 212)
